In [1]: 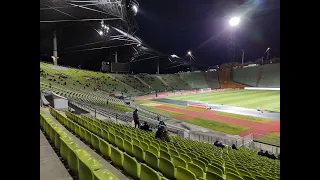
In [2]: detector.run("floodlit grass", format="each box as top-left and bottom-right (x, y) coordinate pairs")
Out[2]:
(184, 117), (250, 135)
(136, 100), (207, 112)
(168, 89), (280, 112)
(216, 111), (273, 123)
(136, 104), (185, 118)
(255, 132), (280, 146)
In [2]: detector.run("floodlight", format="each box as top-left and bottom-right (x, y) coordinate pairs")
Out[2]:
(98, 30), (103, 35)
(187, 51), (192, 56)
(229, 17), (240, 27)
(132, 5), (138, 13)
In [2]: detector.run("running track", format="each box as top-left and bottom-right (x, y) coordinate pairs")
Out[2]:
(156, 105), (280, 137)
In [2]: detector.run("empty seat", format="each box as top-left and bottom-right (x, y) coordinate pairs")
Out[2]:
(133, 144), (145, 162)
(242, 175), (256, 180)
(78, 156), (103, 180)
(115, 135), (124, 151)
(123, 153), (141, 180)
(226, 172), (244, 180)
(99, 139), (111, 159)
(110, 146), (124, 169)
(173, 156), (187, 168)
(206, 171), (224, 180)
(102, 130), (109, 142)
(159, 157), (176, 180)
(145, 150), (159, 171)
(149, 145), (160, 157)
(91, 134), (100, 152)
(85, 130), (92, 145)
(187, 162), (205, 179)
(207, 164), (223, 176)
(140, 164), (161, 180)
(176, 166), (197, 180)
(179, 153), (191, 163)
(140, 141), (149, 151)
(93, 169), (119, 180)
(123, 139), (134, 156)
(192, 159), (206, 171)
(160, 150), (171, 161)
(109, 133), (116, 146)
(169, 149), (179, 157)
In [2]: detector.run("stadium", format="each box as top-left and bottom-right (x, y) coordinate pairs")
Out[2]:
(40, 1), (280, 180)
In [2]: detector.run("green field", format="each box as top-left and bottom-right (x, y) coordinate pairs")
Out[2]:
(255, 132), (280, 146)
(216, 111), (273, 123)
(168, 89), (280, 112)
(184, 117), (250, 134)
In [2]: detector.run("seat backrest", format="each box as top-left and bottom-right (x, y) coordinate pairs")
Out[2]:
(242, 175), (256, 180)
(133, 144), (145, 162)
(238, 169), (252, 177)
(179, 153), (191, 163)
(109, 133), (116, 146)
(176, 166), (197, 180)
(187, 162), (205, 179)
(149, 145), (160, 157)
(169, 149), (179, 157)
(207, 164), (223, 176)
(160, 150), (171, 161)
(99, 139), (111, 159)
(110, 146), (124, 169)
(192, 159), (206, 171)
(172, 156), (187, 168)
(124, 135), (132, 142)
(132, 138), (140, 147)
(226, 172), (244, 180)
(206, 171), (224, 180)
(93, 169), (120, 180)
(186, 152), (197, 159)
(140, 164), (161, 180)
(159, 157), (176, 180)
(123, 153), (141, 180)
(140, 141), (149, 151)
(145, 150), (159, 171)
(115, 135), (124, 151)
(85, 130), (92, 145)
(123, 139), (134, 156)
(91, 134), (101, 151)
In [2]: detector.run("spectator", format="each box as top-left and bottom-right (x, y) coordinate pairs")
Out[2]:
(219, 141), (225, 148)
(155, 126), (164, 139)
(133, 109), (140, 128)
(158, 115), (166, 127)
(264, 151), (270, 157)
(140, 122), (151, 131)
(232, 144), (238, 150)
(258, 150), (264, 156)
(269, 153), (277, 160)
(162, 127), (177, 145)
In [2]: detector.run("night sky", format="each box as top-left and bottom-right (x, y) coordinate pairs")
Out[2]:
(40, 0), (280, 73)
(135, 0), (280, 66)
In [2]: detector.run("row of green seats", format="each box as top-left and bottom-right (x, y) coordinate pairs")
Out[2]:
(41, 109), (119, 180)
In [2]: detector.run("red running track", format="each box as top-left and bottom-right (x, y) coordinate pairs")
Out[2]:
(156, 105), (280, 137)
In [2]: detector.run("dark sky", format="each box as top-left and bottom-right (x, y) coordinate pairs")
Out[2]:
(135, 0), (280, 66)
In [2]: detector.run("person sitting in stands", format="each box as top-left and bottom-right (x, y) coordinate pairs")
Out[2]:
(264, 151), (270, 157)
(140, 122), (151, 131)
(258, 150), (264, 156)
(219, 141), (225, 148)
(232, 144), (238, 150)
(158, 115), (166, 126)
(162, 127), (176, 145)
(269, 153), (277, 160)
(214, 140), (220, 147)
(155, 126), (164, 139)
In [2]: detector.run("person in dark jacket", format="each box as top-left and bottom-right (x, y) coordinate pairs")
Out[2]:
(155, 126), (164, 139)
(258, 150), (264, 156)
(232, 144), (238, 150)
(133, 109), (140, 128)
(140, 122), (151, 131)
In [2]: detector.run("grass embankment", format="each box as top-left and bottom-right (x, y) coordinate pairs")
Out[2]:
(255, 132), (280, 146)
(184, 117), (250, 135)
(216, 112), (273, 123)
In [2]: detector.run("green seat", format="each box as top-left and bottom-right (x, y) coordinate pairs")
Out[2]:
(208, 164), (223, 176)
(59, 136), (74, 161)
(79, 157), (103, 180)
(173, 156), (187, 168)
(226, 172), (244, 180)
(67, 147), (81, 176)
(187, 162), (205, 179)
(192, 159), (206, 172)
(99, 139), (111, 159)
(85, 130), (93, 145)
(145, 151), (159, 171)
(123, 153), (141, 180)
(96, 127), (103, 137)
(133, 144), (145, 162)
(140, 142), (149, 151)
(206, 171), (224, 180)
(91, 134), (101, 152)
(124, 135), (132, 142)
(93, 169), (120, 180)
(242, 175), (256, 180)
(179, 153), (191, 163)
(169, 149), (179, 157)
(79, 126), (86, 140)
(123, 140), (134, 156)
(54, 128), (65, 150)
(115, 135), (124, 151)
(140, 163), (161, 180)
(110, 146), (124, 169)
(109, 133), (116, 146)
(176, 166), (197, 180)
(160, 150), (171, 161)
(198, 157), (209, 166)
(102, 130), (109, 142)
(238, 170), (252, 177)
(256, 176), (268, 180)
(159, 157), (176, 180)
(74, 123), (80, 136)
(226, 168), (240, 176)
(149, 145), (160, 157)
(211, 162), (224, 173)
